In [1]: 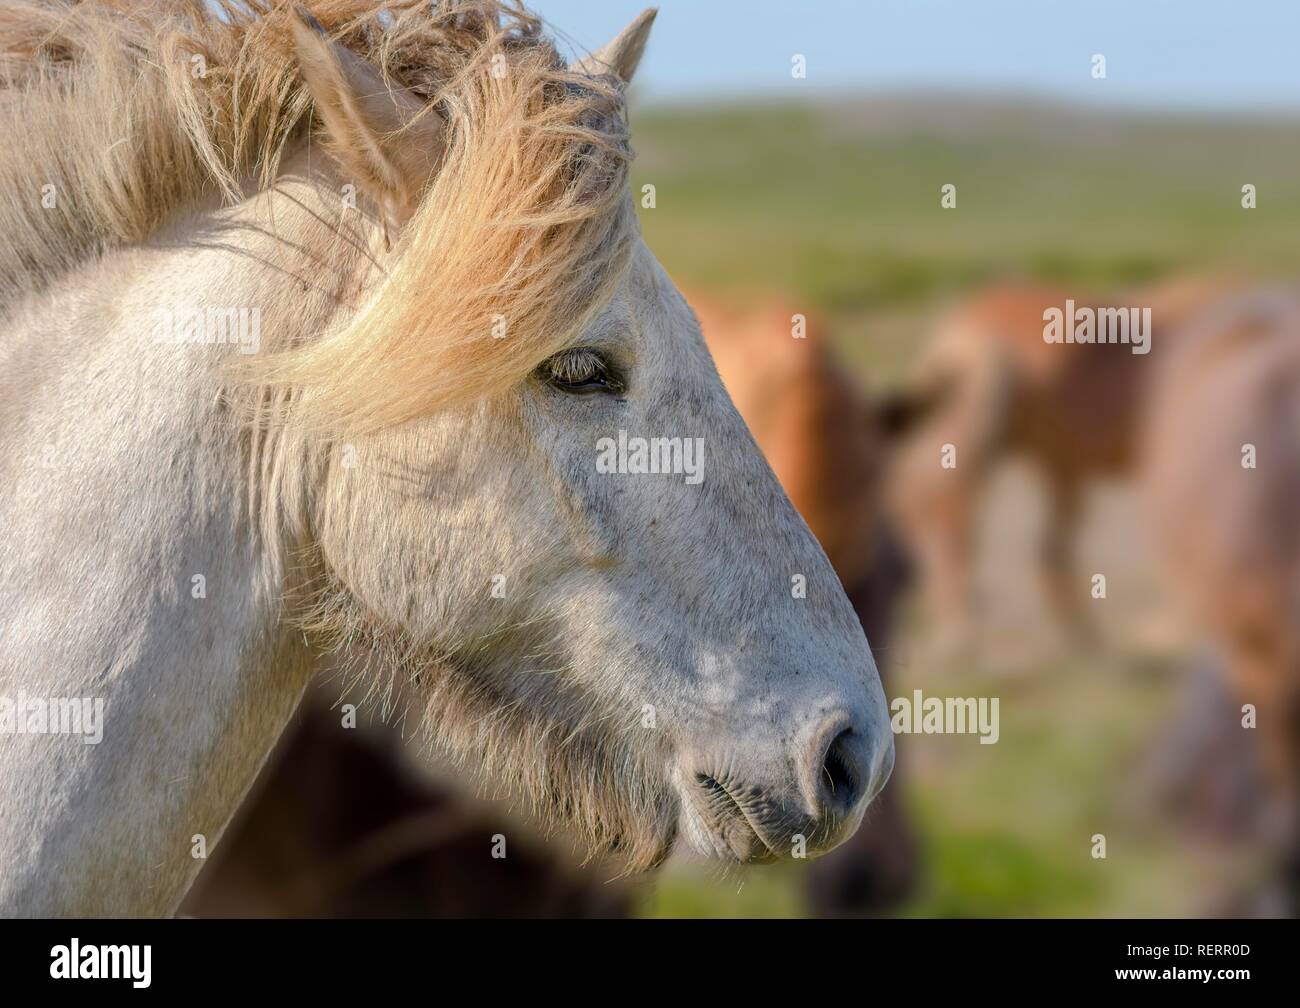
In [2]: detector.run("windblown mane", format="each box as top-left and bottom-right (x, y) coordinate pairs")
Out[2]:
(0, 0), (636, 429)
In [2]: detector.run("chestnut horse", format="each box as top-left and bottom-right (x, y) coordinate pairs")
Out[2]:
(890, 277), (1238, 650)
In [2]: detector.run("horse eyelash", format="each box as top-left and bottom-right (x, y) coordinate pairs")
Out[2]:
(548, 348), (603, 382)
(543, 348), (624, 392)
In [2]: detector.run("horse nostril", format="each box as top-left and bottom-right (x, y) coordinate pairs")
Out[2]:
(818, 727), (864, 815)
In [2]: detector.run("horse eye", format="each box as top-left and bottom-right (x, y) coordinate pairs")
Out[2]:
(542, 348), (624, 396)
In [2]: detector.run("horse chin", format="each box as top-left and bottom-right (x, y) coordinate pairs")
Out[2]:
(617, 815), (681, 874)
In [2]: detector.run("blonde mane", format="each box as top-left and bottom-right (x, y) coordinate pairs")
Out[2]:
(0, 0), (637, 430)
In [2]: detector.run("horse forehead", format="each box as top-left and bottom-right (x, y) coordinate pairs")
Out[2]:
(621, 240), (681, 307)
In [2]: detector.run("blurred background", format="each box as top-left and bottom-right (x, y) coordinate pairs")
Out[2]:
(189, 0), (1300, 917)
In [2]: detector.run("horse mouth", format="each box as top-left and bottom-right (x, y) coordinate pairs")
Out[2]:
(690, 773), (783, 863)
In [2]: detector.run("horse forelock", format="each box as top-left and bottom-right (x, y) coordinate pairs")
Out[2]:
(1, 0), (638, 433)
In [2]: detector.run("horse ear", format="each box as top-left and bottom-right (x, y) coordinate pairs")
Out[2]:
(571, 8), (657, 83)
(288, 6), (444, 232)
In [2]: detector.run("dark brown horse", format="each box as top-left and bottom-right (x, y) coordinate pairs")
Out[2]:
(183, 687), (632, 918)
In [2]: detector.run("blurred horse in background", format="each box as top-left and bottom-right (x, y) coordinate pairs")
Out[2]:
(889, 277), (1238, 655)
(1139, 287), (1300, 913)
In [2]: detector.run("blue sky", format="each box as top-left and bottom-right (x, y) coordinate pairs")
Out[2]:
(532, 1), (1300, 111)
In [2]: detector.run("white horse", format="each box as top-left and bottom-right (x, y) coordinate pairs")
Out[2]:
(0, 1), (892, 916)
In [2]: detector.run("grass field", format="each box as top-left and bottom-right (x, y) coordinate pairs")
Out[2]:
(633, 94), (1300, 378)
(629, 94), (1283, 917)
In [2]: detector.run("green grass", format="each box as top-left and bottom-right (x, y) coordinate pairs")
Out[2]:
(631, 96), (1300, 327)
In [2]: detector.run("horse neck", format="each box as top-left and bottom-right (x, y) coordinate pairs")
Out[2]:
(0, 148), (365, 915)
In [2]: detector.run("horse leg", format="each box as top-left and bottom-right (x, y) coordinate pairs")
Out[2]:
(1134, 651), (1266, 842)
(1040, 473), (1094, 647)
(1226, 630), (1300, 914)
(906, 481), (979, 661)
